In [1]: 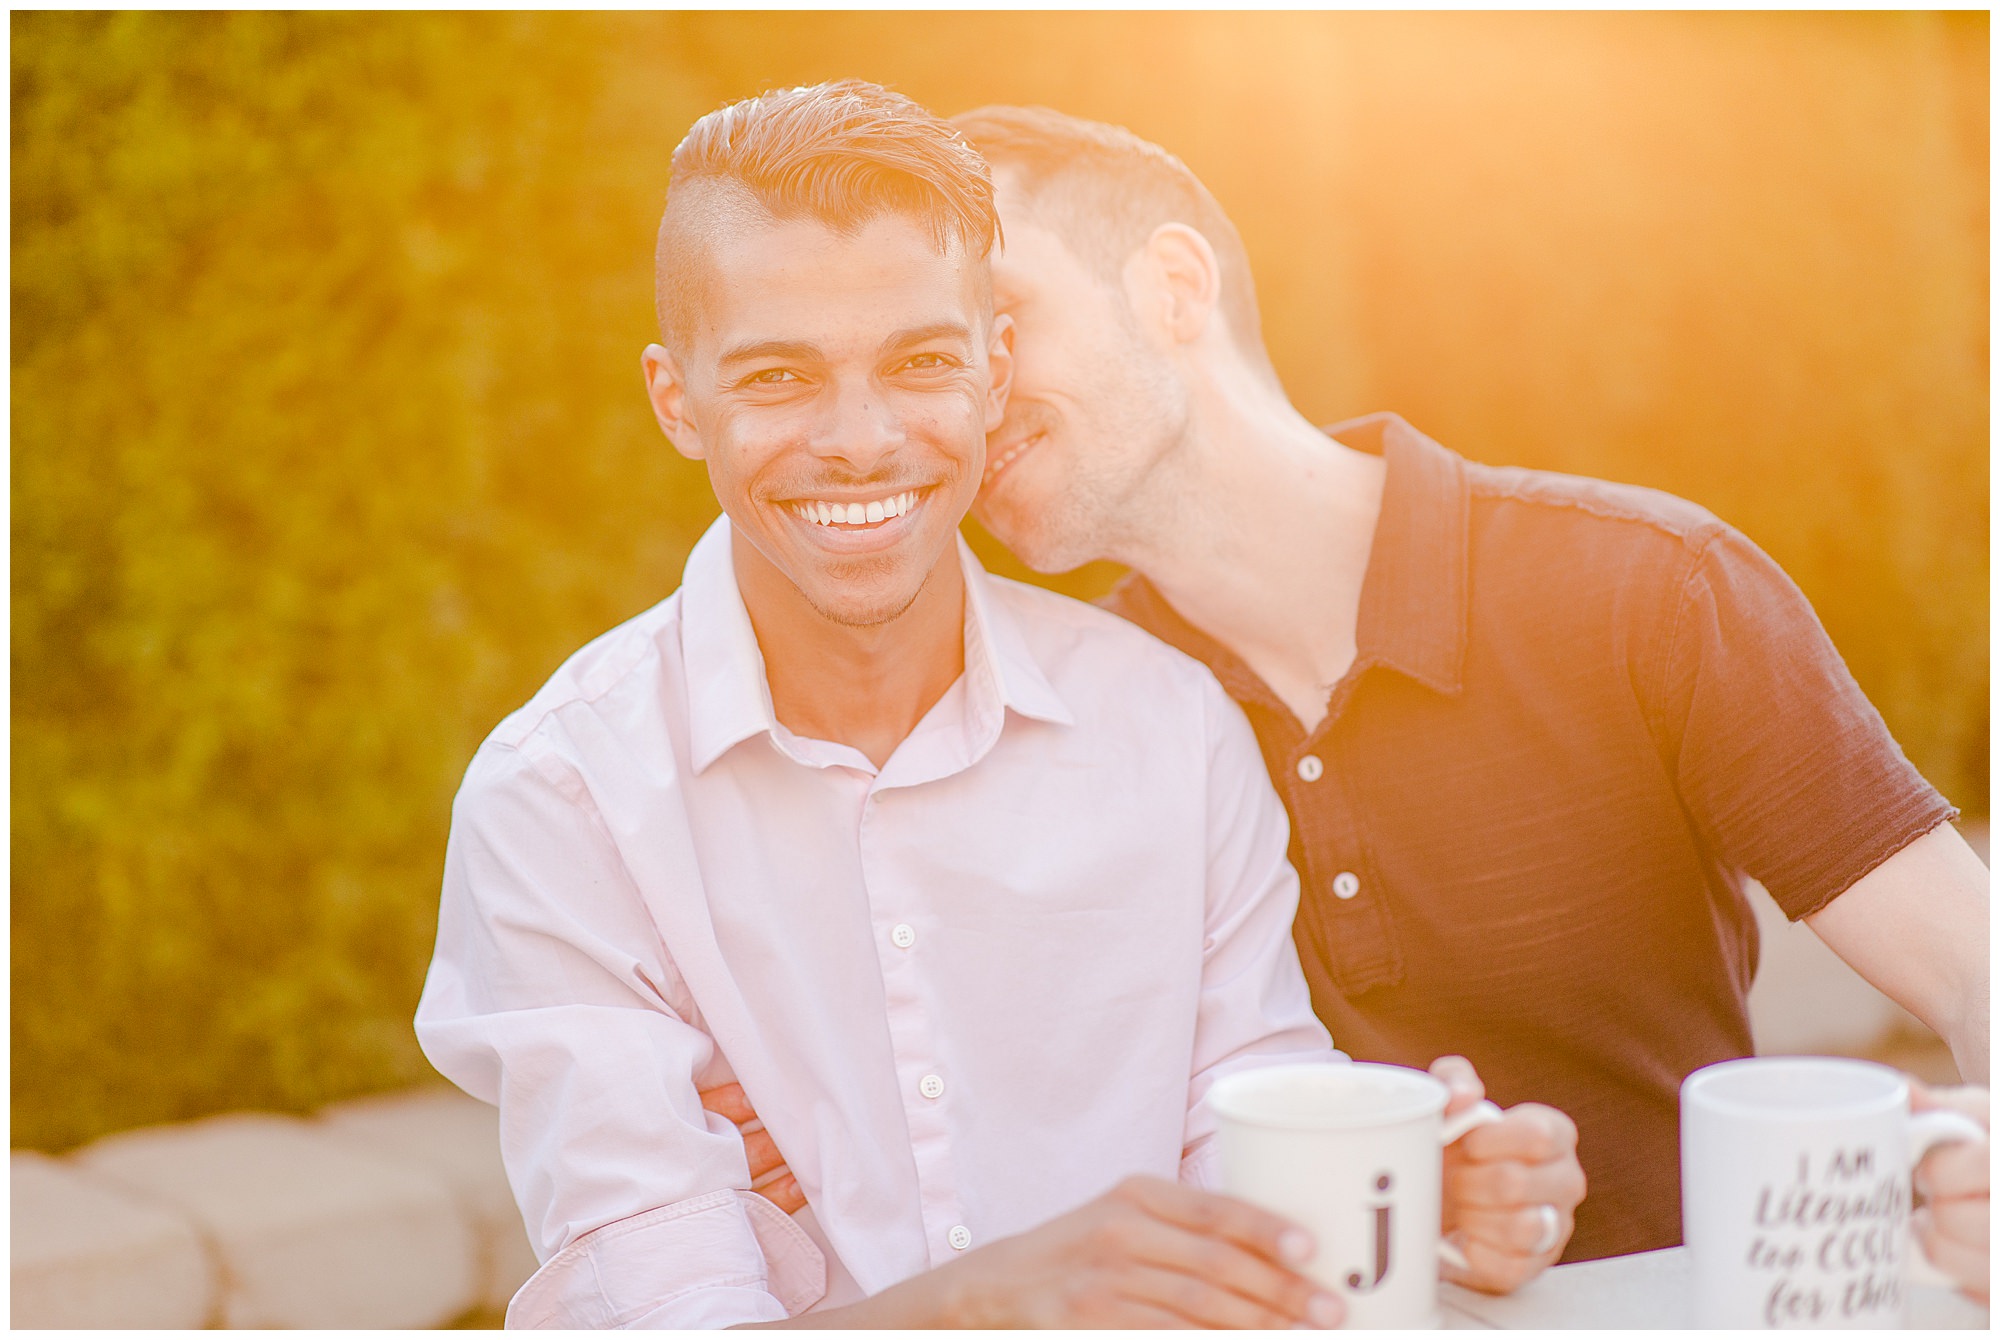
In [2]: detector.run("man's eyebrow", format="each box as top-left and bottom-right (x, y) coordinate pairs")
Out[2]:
(718, 338), (823, 368)
(880, 321), (973, 352)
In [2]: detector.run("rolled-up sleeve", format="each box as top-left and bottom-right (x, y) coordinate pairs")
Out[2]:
(1179, 680), (1344, 1188)
(415, 739), (824, 1327)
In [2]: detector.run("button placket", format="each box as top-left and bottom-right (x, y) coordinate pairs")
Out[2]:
(1291, 729), (1404, 995)
(859, 783), (968, 1264)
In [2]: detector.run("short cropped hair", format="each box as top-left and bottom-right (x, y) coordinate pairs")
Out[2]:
(656, 80), (999, 352)
(951, 104), (1276, 382)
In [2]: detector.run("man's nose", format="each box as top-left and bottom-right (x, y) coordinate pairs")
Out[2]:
(806, 378), (904, 471)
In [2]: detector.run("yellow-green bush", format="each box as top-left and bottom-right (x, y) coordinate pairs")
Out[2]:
(13, 12), (725, 1147)
(14, 12), (1985, 1149)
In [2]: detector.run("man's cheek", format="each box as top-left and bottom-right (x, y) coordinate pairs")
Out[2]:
(889, 395), (976, 449)
(712, 403), (807, 455)
(944, 379), (1002, 440)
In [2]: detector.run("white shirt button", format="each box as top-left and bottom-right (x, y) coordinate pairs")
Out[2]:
(919, 1073), (946, 1100)
(1332, 871), (1361, 900)
(948, 1225), (973, 1251)
(1296, 754), (1324, 783)
(890, 923), (916, 949)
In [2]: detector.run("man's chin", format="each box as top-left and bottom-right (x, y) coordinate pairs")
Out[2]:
(802, 580), (927, 629)
(788, 568), (928, 632)
(973, 505), (1088, 577)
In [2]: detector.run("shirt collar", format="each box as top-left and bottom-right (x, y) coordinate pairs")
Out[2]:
(680, 516), (780, 775)
(680, 514), (1072, 777)
(959, 535), (1077, 731)
(1332, 411), (1470, 695)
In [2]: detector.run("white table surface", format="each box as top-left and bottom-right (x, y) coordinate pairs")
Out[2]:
(1436, 1246), (1991, 1329)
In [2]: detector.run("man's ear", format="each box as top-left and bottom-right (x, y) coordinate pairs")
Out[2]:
(984, 312), (1016, 433)
(1129, 223), (1221, 345)
(641, 343), (705, 461)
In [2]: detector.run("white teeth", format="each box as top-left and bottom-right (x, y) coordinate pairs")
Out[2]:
(793, 490), (921, 526)
(984, 433), (1041, 484)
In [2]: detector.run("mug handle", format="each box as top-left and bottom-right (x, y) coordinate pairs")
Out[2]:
(1440, 1098), (1505, 1147)
(1436, 1100), (1506, 1272)
(1904, 1109), (1988, 1292)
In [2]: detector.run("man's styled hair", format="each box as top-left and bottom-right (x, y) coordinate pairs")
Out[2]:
(656, 80), (999, 352)
(951, 104), (1278, 385)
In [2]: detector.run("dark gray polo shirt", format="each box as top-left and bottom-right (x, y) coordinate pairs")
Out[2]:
(1103, 412), (1955, 1261)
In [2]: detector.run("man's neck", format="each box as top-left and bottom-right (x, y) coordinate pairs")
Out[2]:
(1113, 380), (1386, 735)
(735, 537), (968, 770)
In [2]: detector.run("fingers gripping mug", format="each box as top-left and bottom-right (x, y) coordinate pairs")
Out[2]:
(1209, 1062), (1505, 1328)
(1681, 1056), (1986, 1328)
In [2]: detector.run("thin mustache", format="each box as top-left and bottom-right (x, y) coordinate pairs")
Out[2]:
(772, 478), (934, 498)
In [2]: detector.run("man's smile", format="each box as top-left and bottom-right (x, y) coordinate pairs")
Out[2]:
(787, 487), (924, 528)
(981, 430), (1046, 492)
(778, 484), (937, 552)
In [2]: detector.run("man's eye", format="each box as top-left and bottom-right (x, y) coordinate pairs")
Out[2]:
(745, 368), (799, 386)
(899, 353), (953, 372)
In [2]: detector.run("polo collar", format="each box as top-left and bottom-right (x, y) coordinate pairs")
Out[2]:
(680, 515), (1072, 777)
(1109, 411), (1470, 708)
(1336, 411), (1470, 696)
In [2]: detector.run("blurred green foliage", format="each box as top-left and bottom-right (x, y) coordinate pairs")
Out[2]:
(13, 12), (725, 1147)
(13, 12), (1986, 1150)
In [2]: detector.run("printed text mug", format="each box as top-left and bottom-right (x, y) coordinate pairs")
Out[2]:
(1681, 1055), (1984, 1328)
(1210, 1061), (1503, 1328)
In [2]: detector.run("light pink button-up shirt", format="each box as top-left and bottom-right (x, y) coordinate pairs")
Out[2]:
(415, 517), (1339, 1328)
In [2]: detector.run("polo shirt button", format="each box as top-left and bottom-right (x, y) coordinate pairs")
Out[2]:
(1296, 754), (1324, 783)
(891, 923), (916, 949)
(1332, 871), (1361, 900)
(948, 1225), (973, 1251)
(919, 1073), (946, 1100)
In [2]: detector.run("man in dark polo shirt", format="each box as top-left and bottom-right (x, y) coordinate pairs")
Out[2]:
(951, 104), (1991, 1267)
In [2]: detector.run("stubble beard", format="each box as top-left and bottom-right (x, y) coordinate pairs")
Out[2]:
(807, 578), (926, 629)
(1018, 395), (1191, 576)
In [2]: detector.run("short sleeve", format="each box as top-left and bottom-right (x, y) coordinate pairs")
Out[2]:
(1653, 526), (1957, 920)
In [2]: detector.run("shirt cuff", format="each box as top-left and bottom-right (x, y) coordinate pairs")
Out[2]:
(505, 1188), (827, 1328)
(1180, 1136), (1222, 1191)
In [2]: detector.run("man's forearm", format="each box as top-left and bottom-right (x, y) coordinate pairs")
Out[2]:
(1945, 975), (1991, 1085)
(1806, 824), (1991, 1083)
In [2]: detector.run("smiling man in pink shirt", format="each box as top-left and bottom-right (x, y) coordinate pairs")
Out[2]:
(415, 80), (1584, 1328)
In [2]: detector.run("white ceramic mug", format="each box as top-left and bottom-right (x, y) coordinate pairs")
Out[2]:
(1208, 1061), (1504, 1328)
(1681, 1055), (1985, 1328)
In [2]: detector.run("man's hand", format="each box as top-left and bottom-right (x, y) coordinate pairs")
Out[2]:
(745, 1175), (1342, 1329)
(1911, 1081), (1990, 1303)
(1431, 1055), (1586, 1295)
(927, 1175), (1342, 1328)
(700, 1083), (806, 1215)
